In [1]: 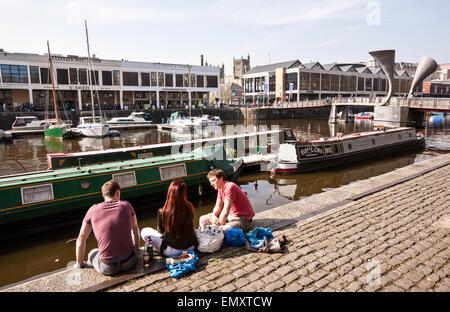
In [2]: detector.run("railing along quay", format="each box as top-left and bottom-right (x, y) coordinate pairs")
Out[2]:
(332, 96), (450, 110)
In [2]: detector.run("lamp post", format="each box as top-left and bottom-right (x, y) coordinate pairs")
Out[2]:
(188, 64), (192, 117)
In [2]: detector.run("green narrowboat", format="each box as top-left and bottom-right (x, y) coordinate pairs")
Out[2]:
(0, 145), (243, 228)
(47, 129), (291, 169)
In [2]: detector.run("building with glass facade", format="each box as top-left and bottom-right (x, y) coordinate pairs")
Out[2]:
(0, 49), (220, 111)
(243, 59), (418, 105)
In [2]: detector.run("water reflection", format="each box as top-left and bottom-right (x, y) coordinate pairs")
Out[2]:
(77, 137), (111, 151)
(44, 140), (64, 153)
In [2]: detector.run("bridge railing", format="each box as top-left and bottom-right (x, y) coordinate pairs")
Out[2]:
(390, 97), (450, 110)
(265, 96), (450, 110)
(275, 99), (330, 108)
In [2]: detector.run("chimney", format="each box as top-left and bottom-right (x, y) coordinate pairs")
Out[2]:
(200, 55), (204, 66)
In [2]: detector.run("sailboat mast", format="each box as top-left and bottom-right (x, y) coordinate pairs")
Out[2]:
(84, 20), (96, 120)
(47, 41), (60, 127)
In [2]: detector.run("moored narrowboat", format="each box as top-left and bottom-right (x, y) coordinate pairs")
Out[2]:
(0, 145), (242, 229)
(270, 127), (425, 175)
(47, 129), (290, 169)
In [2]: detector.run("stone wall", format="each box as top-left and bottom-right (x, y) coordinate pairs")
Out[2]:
(0, 107), (331, 129)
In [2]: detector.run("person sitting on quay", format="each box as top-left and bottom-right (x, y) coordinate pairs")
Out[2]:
(141, 179), (198, 257)
(73, 180), (140, 276)
(199, 169), (255, 233)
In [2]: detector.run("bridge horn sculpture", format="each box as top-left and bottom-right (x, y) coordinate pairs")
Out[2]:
(409, 56), (438, 96)
(368, 49), (395, 106)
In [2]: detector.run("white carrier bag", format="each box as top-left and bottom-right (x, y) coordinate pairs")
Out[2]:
(196, 225), (224, 253)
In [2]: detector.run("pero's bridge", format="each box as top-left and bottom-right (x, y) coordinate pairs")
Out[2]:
(329, 50), (450, 126)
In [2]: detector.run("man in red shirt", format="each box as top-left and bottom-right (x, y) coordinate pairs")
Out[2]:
(74, 180), (140, 276)
(199, 169), (255, 233)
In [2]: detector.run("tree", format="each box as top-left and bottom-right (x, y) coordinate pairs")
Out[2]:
(220, 84), (232, 104)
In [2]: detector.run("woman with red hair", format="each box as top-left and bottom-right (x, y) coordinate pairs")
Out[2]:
(141, 179), (198, 257)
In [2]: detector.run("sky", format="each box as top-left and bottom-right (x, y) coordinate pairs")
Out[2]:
(0, 0), (449, 75)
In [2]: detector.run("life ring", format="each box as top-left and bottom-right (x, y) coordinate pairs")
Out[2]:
(198, 184), (203, 196)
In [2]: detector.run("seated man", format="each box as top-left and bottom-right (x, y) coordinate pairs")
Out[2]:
(74, 180), (140, 276)
(199, 169), (255, 233)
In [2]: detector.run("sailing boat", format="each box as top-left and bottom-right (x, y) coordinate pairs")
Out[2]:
(76, 20), (109, 138)
(44, 41), (72, 140)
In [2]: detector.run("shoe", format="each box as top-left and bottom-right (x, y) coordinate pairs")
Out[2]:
(267, 238), (282, 253)
(166, 251), (195, 266)
(278, 235), (287, 246)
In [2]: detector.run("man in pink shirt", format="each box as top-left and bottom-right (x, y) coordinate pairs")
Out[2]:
(74, 180), (140, 276)
(199, 169), (255, 233)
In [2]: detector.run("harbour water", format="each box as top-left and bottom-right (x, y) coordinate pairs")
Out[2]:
(0, 118), (449, 288)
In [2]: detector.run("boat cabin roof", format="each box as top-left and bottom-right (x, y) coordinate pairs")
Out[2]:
(15, 116), (38, 120)
(79, 116), (103, 123)
(302, 127), (414, 144)
(129, 112), (151, 120)
(47, 129), (286, 159)
(170, 111), (188, 119)
(130, 112), (150, 116)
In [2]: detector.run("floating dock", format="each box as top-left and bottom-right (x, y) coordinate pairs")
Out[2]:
(156, 124), (194, 133)
(107, 124), (157, 130)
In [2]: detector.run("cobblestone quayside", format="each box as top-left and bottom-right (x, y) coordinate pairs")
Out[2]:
(112, 163), (450, 292)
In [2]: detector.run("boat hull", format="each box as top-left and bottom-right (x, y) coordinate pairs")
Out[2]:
(44, 126), (71, 140)
(77, 124), (110, 137)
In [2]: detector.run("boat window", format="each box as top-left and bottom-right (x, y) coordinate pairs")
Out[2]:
(112, 171), (137, 187)
(398, 134), (402, 140)
(333, 144), (339, 155)
(160, 163), (187, 180)
(21, 183), (54, 205)
(348, 143), (352, 150)
(324, 145), (332, 156)
(371, 139), (376, 145)
(409, 132), (412, 138)
(138, 152), (153, 159)
(13, 118), (26, 127)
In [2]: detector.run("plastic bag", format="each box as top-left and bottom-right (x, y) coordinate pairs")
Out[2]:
(196, 225), (224, 253)
(165, 250), (199, 279)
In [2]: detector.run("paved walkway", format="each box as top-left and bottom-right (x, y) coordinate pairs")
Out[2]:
(110, 155), (450, 292)
(3, 153), (449, 292)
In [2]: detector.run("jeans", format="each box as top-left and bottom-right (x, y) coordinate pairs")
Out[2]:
(88, 248), (137, 276)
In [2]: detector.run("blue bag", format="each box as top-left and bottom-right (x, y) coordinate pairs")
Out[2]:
(245, 227), (273, 249)
(225, 228), (245, 247)
(165, 250), (199, 279)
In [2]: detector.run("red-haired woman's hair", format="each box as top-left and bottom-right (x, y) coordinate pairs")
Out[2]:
(159, 180), (195, 237)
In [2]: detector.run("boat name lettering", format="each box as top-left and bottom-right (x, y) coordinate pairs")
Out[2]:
(299, 145), (323, 158)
